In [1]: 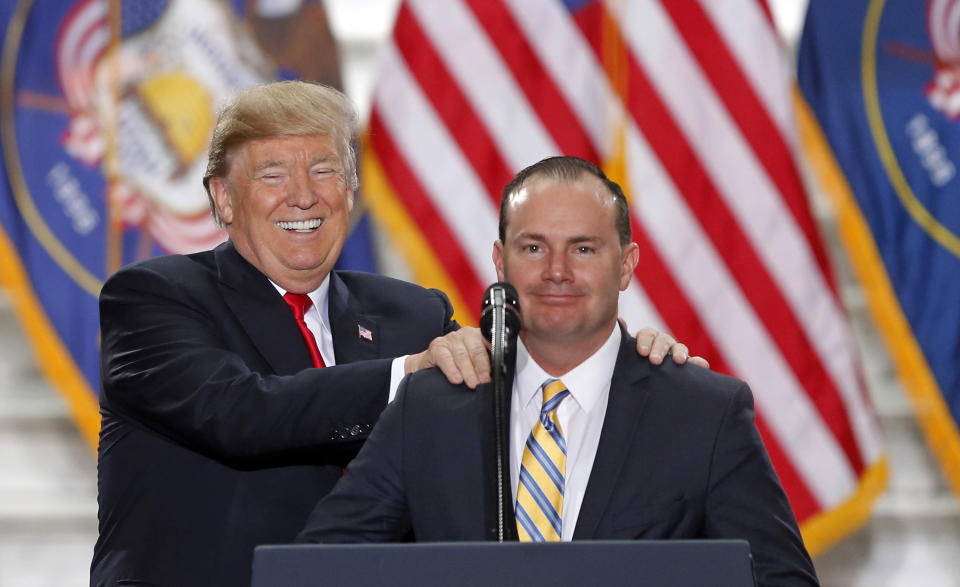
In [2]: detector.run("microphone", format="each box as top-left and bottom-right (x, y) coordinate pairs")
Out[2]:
(479, 282), (521, 373)
(479, 282), (521, 542)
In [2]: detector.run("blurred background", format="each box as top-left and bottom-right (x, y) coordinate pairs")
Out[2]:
(2, 0), (960, 585)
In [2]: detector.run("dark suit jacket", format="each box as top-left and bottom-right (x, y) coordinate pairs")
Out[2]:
(92, 241), (457, 586)
(297, 330), (819, 587)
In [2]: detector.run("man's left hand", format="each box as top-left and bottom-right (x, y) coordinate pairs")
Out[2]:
(634, 325), (710, 368)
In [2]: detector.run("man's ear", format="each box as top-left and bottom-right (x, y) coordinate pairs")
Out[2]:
(619, 242), (640, 291)
(492, 240), (506, 282)
(209, 177), (233, 225)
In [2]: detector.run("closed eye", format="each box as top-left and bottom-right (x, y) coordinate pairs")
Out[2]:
(311, 161), (341, 179)
(259, 173), (287, 184)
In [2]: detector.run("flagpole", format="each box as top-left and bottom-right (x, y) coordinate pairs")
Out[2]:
(104, 0), (123, 277)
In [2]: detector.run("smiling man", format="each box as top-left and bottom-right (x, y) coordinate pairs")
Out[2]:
(297, 157), (819, 586)
(92, 83), (696, 587)
(209, 133), (351, 293)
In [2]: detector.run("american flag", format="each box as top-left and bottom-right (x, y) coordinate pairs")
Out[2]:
(362, 0), (885, 553)
(358, 325), (374, 342)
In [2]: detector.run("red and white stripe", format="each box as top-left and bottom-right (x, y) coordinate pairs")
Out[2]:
(929, 0), (960, 64)
(365, 0), (883, 528)
(110, 182), (227, 254)
(56, 0), (109, 165)
(56, 0), (108, 112)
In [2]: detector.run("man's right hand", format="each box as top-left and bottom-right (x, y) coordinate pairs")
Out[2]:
(404, 327), (491, 389)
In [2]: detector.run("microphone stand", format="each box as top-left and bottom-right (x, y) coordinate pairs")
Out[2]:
(481, 283), (519, 543)
(490, 287), (508, 543)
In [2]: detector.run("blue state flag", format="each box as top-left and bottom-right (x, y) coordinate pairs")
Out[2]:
(798, 0), (960, 492)
(0, 0), (376, 447)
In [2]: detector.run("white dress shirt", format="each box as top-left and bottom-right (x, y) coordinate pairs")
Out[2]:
(510, 325), (620, 541)
(270, 277), (407, 400)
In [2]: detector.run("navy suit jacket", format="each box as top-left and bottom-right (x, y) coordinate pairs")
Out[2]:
(297, 330), (819, 587)
(92, 241), (457, 586)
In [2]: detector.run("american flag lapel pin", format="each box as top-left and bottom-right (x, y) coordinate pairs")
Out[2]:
(358, 324), (373, 342)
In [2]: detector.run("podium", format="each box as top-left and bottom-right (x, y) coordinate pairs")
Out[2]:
(252, 540), (755, 586)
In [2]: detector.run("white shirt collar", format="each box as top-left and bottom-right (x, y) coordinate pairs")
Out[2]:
(514, 324), (622, 413)
(269, 274), (332, 332)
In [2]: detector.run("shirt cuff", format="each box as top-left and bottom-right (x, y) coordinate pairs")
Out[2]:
(388, 356), (409, 403)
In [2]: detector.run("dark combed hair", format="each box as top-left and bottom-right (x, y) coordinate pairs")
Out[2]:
(498, 156), (631, 246)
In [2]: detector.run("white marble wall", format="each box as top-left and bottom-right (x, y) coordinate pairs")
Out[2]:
(0, 295), (96, 587)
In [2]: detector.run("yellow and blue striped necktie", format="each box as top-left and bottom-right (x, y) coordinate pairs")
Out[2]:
(516, 378), (571, 542)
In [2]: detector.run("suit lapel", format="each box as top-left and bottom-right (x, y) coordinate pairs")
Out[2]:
(215, 241), (313, 376)
(444, 381), (499, 541)
(327, 272), (380, 364)
(572, 330), (652, 539)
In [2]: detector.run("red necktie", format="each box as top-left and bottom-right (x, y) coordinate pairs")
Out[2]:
(283, 292), (326, 368)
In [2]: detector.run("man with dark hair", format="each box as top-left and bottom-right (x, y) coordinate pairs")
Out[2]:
(92, 83), (695, 586)
(498, 156), (632, 246)
(298, 156), (819, 587)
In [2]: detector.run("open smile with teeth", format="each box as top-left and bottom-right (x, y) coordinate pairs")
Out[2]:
(276, 219), (324, 233)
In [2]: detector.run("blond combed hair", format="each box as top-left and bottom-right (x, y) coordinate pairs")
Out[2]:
(203, 81), (359, 226)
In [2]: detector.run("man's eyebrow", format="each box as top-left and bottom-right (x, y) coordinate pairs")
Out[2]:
(251, 154), (338, 172)
(512, 231), (546, 242)
(253, 160), (286, 172)
(311, 154), (339, 166)
(512, 232), (601, 242)
(568, 235), (601, 245)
